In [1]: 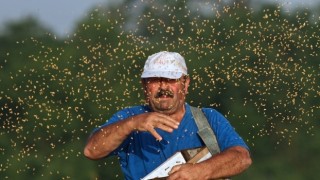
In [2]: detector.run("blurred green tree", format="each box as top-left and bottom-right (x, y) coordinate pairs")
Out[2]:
(0, 0), (319, 179)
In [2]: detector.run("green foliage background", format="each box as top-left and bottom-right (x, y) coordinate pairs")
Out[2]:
(0, 0), (319, 179)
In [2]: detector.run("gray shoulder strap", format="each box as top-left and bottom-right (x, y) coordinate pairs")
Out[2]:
(190, 106), (220, 155)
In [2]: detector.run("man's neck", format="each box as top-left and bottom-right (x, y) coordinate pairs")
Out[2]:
(168, 104), (186, 123)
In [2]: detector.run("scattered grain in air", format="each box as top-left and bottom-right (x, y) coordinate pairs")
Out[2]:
(0, 0), (318, 179)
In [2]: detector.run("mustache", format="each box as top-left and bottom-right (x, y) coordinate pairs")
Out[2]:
(155, 89), (174, 98)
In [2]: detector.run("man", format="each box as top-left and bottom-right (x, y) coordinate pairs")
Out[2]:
(84, 51), (252, 180)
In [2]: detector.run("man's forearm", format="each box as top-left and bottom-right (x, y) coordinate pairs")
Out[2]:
(83, 117), (135, 160)
(197, 146), (252, 179)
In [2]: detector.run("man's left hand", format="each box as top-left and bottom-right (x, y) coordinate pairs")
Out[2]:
(167, 163), (202, 180)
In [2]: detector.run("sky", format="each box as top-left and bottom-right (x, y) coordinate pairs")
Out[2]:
(0, 0), (109, 37)
(0, 0), (318, 37)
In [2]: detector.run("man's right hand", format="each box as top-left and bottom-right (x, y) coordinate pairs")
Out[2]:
(131, 112), (180, 141)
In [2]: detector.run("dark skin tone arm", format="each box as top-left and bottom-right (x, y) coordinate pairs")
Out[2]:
(83, 112), (180, 160)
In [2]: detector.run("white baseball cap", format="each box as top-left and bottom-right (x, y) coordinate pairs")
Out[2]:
(141, 51), (188, 79)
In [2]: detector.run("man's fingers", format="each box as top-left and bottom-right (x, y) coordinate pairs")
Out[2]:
(169, 165), (181, 175)
(158, 114), (180, 125)
(156, 123), (175, 133)
(152, 117), (179, 133)
(139, 112), (180, 140)
(155, 114), (180, 129)
(149, 127), (162, 141)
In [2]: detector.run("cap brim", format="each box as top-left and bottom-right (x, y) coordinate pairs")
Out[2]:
(141, 71), (184, 79)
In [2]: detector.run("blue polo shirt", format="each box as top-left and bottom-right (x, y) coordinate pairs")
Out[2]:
(95, 103), (249, 180)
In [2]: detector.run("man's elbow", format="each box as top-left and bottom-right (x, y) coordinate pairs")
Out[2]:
(244, 153), (252, 169)
(83, 146), (102, 160)
(230, 146), (252, 170)
(240, 147), (252, 169)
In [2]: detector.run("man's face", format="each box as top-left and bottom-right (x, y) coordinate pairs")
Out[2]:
(143, 76), (190, 115)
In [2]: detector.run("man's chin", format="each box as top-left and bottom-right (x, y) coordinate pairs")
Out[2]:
(149, 98), (176, 112)
(153, 104), (174, 114)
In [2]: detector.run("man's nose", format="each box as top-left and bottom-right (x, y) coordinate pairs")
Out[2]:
(159, 78), (169, 88)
